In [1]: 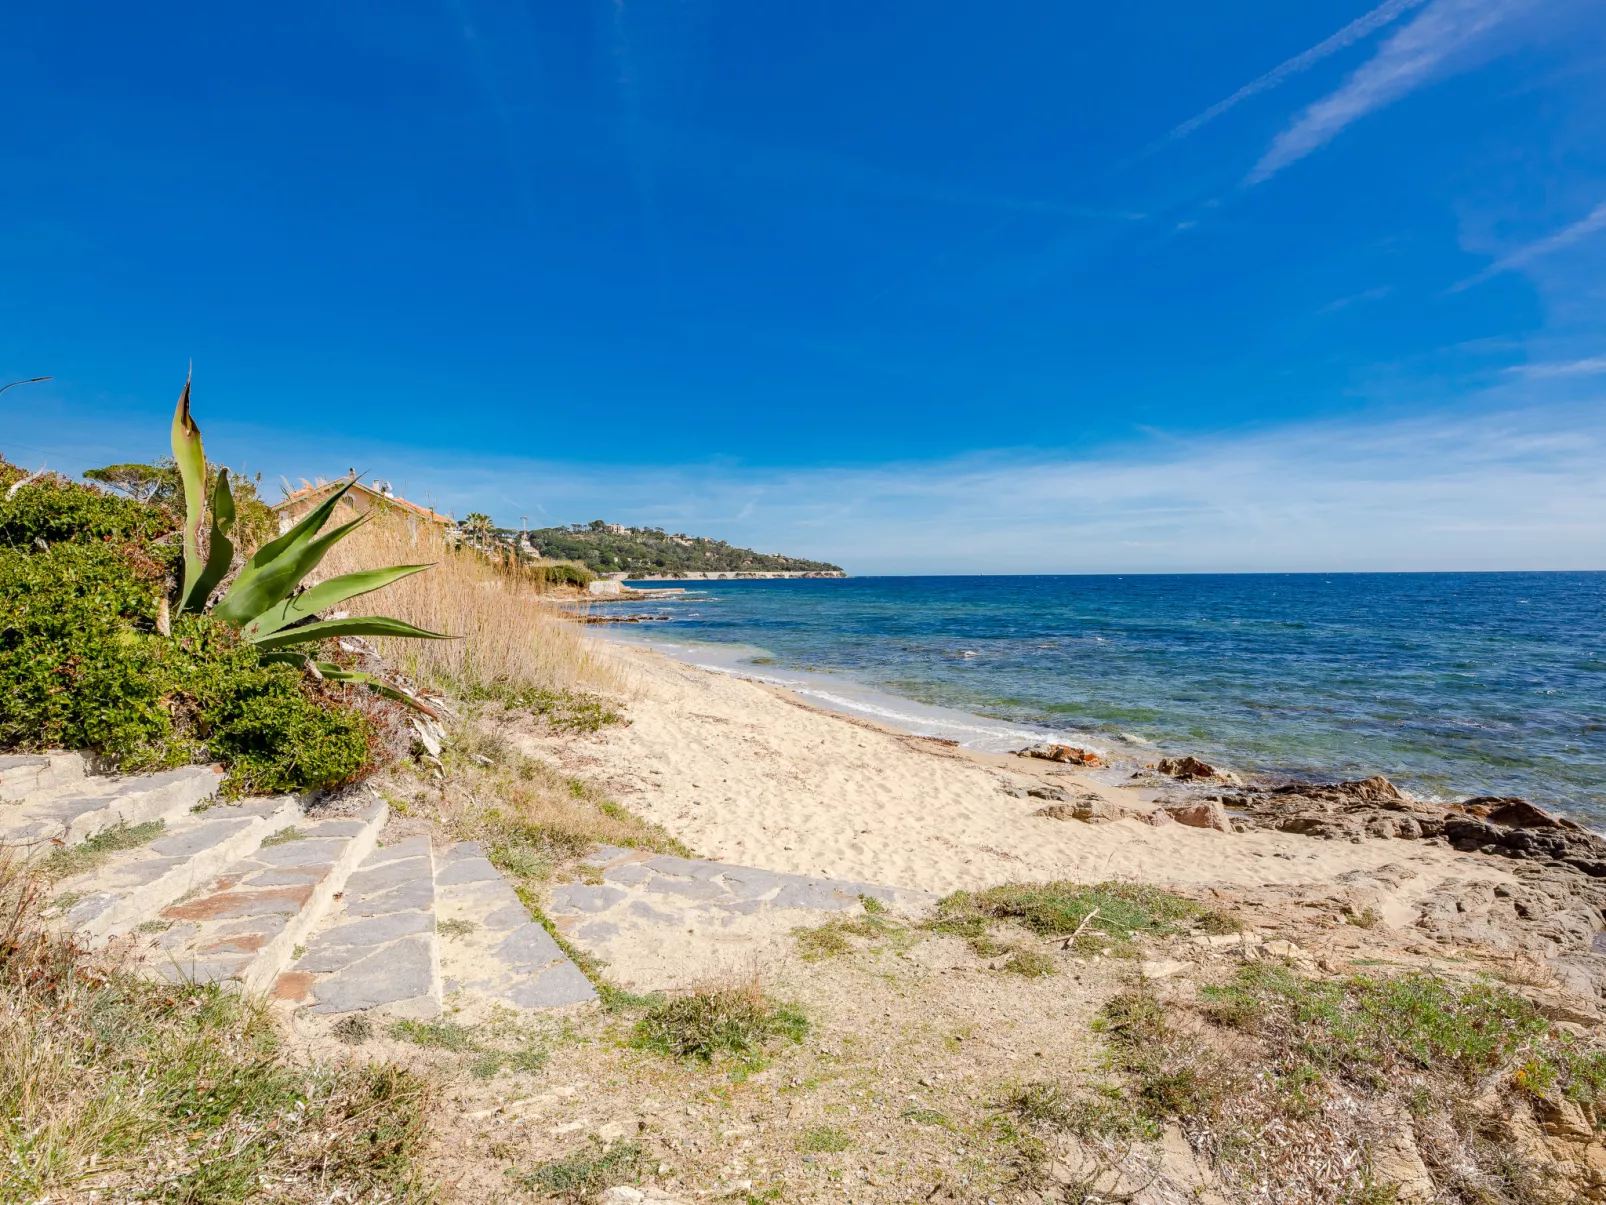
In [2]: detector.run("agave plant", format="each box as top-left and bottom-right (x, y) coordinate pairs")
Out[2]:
(169, 377), (448, 699)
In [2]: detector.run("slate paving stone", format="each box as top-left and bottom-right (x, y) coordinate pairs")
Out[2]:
(142, 803), (385, 990)
(305, 936), (434, 1013)
(287, 838), (439, 1018)
(552, 844), (933, 989)
(434, 840), (597, 1011)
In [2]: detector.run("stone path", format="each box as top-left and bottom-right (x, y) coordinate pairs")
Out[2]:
(0, 751), (91, 801)
(3, 750), (931, 1021)
(143, 800), (386, 994)
(0, 762), (223, 849)
(435, 841), (597, 1013)
(276, 836), (441, 1018)
(54, 795), (301, 943)
(547, 845), (933, 991)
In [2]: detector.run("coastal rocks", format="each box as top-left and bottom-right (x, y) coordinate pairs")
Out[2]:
(1163, 800), (1233, 832)
(1033, 794), (1179, 827)
(1017, 743), (1105, 767)
(1157, 756), (1218, 780)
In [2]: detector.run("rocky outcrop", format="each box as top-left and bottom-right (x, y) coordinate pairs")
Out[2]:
(1017, 743), (1105, 767)
(1225, 776), (1606, 873)
(1163, 799), (1233, 832)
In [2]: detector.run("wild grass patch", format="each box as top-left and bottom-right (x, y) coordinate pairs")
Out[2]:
(515, 1139), (641, 1201)
(792, 909), (903, 960)
(928, 880), (1234, 962)
(797, 1125), (851, 1153)
(0, 855), (431, 1202)
(40, 819), (165, 879)
(1084, 962), (1605, 1204)
(386, 1012), (548, 1080)
(631, 979), (808, 1065)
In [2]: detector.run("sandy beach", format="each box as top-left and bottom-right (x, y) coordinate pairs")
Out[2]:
(528, 641), (1511, 919)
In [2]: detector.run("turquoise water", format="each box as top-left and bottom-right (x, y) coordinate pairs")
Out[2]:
(605, 573), (1606, 821)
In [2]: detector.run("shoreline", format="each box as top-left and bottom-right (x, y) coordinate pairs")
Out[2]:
(535, 639), (1506, 905)
(589, 628), (1511, 813)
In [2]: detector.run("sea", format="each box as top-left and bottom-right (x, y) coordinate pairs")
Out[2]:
(593, 573), (1606, 825)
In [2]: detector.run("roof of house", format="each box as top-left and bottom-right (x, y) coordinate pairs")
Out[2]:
(272, 476), (451, 525)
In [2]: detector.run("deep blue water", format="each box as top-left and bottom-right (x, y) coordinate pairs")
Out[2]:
(609, 574), (1606, 821)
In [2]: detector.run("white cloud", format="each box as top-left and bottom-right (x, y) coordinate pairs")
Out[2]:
(1506, 355), (1606, 378)
(1450, 202), (1606, 292)
(9, 385), (1603, 576)
(1248, 0), (1529, 185)
(202, 399), (1606, 576)
(1163, 0), (1429, 147)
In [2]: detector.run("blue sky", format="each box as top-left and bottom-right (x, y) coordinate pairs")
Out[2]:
(2, 0), (1604, 572)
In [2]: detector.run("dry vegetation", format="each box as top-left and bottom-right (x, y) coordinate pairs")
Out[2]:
(314, 507), (621, 705)
(0, 853), (432, 1203)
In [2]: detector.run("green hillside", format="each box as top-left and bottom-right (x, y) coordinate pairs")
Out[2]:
(516, 522), (843, 577)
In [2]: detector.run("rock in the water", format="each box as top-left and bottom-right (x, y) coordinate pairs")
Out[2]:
(1156, 755), (1219, 780)
(1017, 743), (1105, 767)
(1164, 800), (1233, 832)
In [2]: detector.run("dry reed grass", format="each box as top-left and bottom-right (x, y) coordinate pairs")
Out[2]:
(311, 505), (621, 702)
(378, 722), (685, 889)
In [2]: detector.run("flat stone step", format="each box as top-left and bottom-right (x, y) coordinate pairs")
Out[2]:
(50, 796), (303, 944)
(547, 845), (934, 991)
(0, 764), (225, 852)
(434, 841), (596, 1012)
(0, 750), (91, 802)
(137, 798), (387, 995)
(275, 836), (441, 1019)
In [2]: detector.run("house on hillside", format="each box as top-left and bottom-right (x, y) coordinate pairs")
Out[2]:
(272, 474), (452, 535)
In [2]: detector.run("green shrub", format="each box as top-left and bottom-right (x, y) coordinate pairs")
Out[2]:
(0, 541), (371, 794)
(0, 461), (177, 551)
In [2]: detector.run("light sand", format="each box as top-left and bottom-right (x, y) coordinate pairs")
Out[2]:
(530, 643), (1510, 916)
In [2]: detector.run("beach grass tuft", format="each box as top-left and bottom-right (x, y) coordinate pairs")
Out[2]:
(39, 819), (165, 879)
(632, 978), (807, 1064)
(314, 508), (621, 703)
(517, 1139), (642, 1201)
(929, 880), (1236, 957)
(0, 852), (431, 1201)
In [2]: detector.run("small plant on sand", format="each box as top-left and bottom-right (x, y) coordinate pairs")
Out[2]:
(518, 1140), (642, 1201)
(792, 909), (900, 960)
(797, 1125), (851, 1153)
(332, 1014), (374, 1045)
(632, 979), (808, 1064)
(930, 880), (1236, 957)
(388, 1017), (477, 1052)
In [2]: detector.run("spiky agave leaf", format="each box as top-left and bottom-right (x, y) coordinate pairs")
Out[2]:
(183, 468), (236, 612)
(241, 563), (434, 641)
(250, 615), (450, 652)
(211, 493), (363, 625)
(170, 375), (208, 610)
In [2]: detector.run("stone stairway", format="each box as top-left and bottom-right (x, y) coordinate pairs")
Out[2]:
(4, 751), (929, 1022)
(274, 835), (443, 1018)
(54, 795), (301, 943)
(143, 800), (387, 994)
(0, 753), (224, 850)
